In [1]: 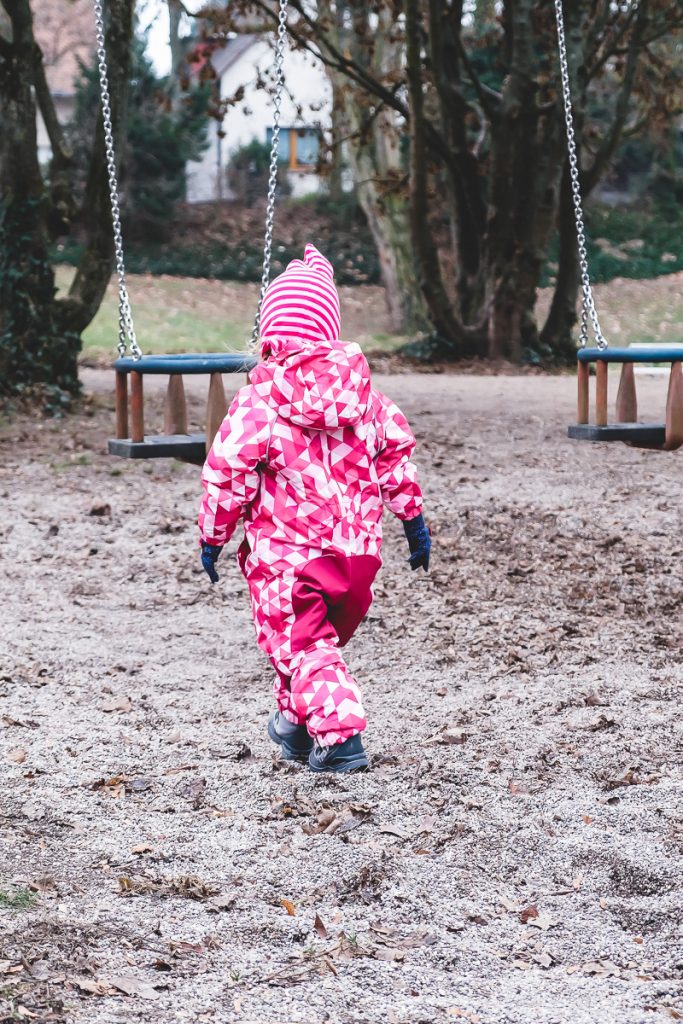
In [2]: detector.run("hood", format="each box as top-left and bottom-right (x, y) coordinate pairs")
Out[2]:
(250, 337), (372, 431)
(259, 243), (341, 346)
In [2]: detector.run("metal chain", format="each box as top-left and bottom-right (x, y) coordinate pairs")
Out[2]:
(553, 0), (607, 350)
(92, 0), (141, 359)
(250, 0), (289, 350)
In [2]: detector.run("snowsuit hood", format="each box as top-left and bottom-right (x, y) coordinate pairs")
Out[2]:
(250, 337), (372, 431)
(254, 243), (369, 430)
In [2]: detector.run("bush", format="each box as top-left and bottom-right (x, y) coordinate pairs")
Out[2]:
(541, 199), (683, 287)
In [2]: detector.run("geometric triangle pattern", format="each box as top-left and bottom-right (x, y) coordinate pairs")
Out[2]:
(197, 332), (424, 745)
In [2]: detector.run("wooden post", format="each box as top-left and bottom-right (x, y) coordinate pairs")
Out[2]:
(615, 362), (637, 423)
(595, 360), (608, 427)
(130, 371), (145, 443)
(664, 361), (683, 451)
(115, 370), (129, 439)
(163, 374), (188, 435)
(577, 360), (589, 425)
(206, 372), (228, 452)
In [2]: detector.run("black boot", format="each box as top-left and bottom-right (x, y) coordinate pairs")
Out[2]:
(308, 734), (368, 773)
(268, 711), (313, 762)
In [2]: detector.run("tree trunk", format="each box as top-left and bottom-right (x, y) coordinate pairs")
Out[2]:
(540, 163), (580, 360)
(0, 0), (135, 399)
(0, 0), (79, 397)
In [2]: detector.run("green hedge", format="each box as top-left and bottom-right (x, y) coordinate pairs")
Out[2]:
(52, 237), (380, 286)
(541, 201), (683, 286)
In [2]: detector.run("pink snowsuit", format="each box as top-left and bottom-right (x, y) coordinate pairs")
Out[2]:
(198, 245), (423, 745)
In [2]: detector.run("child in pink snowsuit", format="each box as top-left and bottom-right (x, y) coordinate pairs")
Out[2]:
(198, 245), (431, 773)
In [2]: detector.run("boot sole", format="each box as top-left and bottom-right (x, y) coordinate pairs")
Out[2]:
(267, 717), (313, 763)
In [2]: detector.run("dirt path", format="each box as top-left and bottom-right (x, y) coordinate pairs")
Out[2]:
(1, 370), (682, 1024)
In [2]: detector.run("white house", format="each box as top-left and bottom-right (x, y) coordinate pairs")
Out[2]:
(185, 34), (332, 203)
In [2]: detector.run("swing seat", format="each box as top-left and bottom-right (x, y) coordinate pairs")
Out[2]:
(108, 353), (258, 466)
(568, 346), (683, 452)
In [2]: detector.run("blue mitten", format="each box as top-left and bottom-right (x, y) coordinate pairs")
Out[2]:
(201, 542), (223, 584)
(403, 514), (431, 572)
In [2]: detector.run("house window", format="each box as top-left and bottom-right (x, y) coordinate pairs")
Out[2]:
(266, 126), (320, 171)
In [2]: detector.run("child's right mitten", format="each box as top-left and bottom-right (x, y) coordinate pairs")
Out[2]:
(403, 514), (431, 573)
(201, 542), (223, 584)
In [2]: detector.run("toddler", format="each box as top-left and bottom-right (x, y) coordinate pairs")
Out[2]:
(198, 245), (431, 773)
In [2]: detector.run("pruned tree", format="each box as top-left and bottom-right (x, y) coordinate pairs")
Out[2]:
(0, 0), (135, 400)
(210, 0), (683, 360)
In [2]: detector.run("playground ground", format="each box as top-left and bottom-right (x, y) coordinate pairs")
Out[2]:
(1, 365), (682, 1024)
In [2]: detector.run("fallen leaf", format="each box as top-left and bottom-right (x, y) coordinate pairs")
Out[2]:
(508, 779), (530, 796)
(314, 913), (328, 939)
(281, 898), (296, 916)
(582, 959), (621, 978)
(528, 912), (554, 931)
(180, 776), (207, 808)
(28, 876), (56, 892)
(373, 946), (405, 961)
(131, 843), (154, 855)
(101, 696), (132, 713)
(424, 725), (467, 746)
(69, 976), (112, 996)
(207, 894), (235, 913)
(519, 906), (539, 924)
(108, 975), (162, 999)
(89, 501), (111, 517)
(6, 747), (27, 764)
(379, 823), (412, 840)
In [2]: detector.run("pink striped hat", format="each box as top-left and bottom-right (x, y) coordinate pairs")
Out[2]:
(259, 244), (341, 347)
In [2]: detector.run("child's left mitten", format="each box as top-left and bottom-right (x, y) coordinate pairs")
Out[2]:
(403, 514), (431, 573)
(201, 542), (223, 584)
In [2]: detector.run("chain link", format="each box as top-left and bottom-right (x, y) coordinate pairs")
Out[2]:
(92, 0), (141, 359)
(553, 0), (607, 350)
(250, 0), (289, 350)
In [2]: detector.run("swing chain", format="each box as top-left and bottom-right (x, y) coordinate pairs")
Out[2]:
(92, 0), (141, 360)
(250, 0), (289, 350)
(553, 0), (607, 351)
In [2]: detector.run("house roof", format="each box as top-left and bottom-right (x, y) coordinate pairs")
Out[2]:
(187, 33), (259, 82)
(32, 0), (94, 97)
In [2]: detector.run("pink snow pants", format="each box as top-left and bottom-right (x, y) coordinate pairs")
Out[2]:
(239, 546), (381, 746)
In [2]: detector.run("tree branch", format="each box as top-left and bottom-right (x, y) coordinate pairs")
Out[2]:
(583, 0), (649, 194)
(32, 43), (72, 168)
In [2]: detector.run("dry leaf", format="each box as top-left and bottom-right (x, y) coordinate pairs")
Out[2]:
(379, 823), (412, 840)
(425, 725), (467, 746)
(519, 906), (539, 924)
(281, 898), (296, 916)
(108, 975), (162, 999)
(314, 913), (328, 939)
(28, 876), (56, 892)
(69, 976), (112, 996)
(528, 912), (554, 931)
(6, 747), (27, 764)
(207, 894), (235, 913)
(582, 959), (621, 978)
(131, 843), (154, 855)
(101, 696), (132, 713)
(89, 501), (111, 517)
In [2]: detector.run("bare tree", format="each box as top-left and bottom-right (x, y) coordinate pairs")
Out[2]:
(218, 0), (683, 360)
(0, 0), (135, 397)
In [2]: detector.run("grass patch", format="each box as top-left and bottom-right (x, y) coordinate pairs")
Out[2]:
(0, 887), (37, 910)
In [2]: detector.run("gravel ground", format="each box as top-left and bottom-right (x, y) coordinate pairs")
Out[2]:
(1, 368), (682, 1024)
